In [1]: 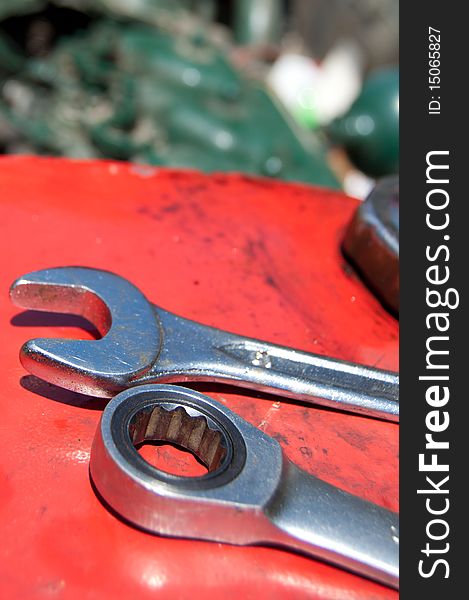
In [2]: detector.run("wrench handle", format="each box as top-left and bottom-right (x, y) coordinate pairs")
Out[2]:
(146, 309), (399, 421)
(266, 461), (399, 589)
(215, 337), (398, 421)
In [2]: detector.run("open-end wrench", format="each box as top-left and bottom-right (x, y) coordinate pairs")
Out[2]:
(90, 384), (399, 588)
(10, 267), (399, 421)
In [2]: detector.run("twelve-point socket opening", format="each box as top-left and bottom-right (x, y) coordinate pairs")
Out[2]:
(128, 404), (228, 477)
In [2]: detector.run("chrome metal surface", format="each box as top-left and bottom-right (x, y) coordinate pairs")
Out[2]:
(10, 267), (399, 420)
(90, 385), (399, 588)
(343, 176), (399, 313)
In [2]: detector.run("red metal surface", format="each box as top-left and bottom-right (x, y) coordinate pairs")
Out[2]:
(0, 157), (398, 599)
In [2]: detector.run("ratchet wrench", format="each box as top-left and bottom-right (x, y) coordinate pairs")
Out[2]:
(10, 267), (399, 420)
(90, 384), (399, 588)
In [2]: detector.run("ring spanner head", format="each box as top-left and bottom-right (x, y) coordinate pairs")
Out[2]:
(10, 267), (161, 396)
(91, 384), (399, 588)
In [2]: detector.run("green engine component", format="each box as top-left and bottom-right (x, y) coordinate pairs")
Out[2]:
(0, 6), (338, 187)
(327, 68), (399, 178)
(117, 25), (243, 100)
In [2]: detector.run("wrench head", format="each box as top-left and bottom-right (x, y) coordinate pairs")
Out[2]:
(10, 267), (161, 397)
(90, 385), (283, 541)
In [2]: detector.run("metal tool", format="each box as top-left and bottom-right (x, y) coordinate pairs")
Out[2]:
(10, 266), (399, 420)
(343, 176), (399, 313)
(90, 384), (399, 588)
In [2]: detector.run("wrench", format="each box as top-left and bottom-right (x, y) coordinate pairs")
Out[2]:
(10, 267), (399, 421)
(90, 384), (399, 588)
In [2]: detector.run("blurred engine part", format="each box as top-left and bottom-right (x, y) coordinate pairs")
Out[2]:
(0, 3), (338, 187)
(0, 1), (216, 28)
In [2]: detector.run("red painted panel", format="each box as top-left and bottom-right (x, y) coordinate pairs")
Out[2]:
(0, 157), (398, 599)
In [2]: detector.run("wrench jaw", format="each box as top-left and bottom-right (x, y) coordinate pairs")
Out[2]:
(9, 276), (112, 336)
(20, 338), (132, 398)
(10, 266), (162, 397)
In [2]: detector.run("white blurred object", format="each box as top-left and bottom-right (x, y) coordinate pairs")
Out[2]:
(343, 170), (374, 201)
(267, 53), (320, 123)
(313, 41), (364, 122)
(267, 41), (364, 128)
